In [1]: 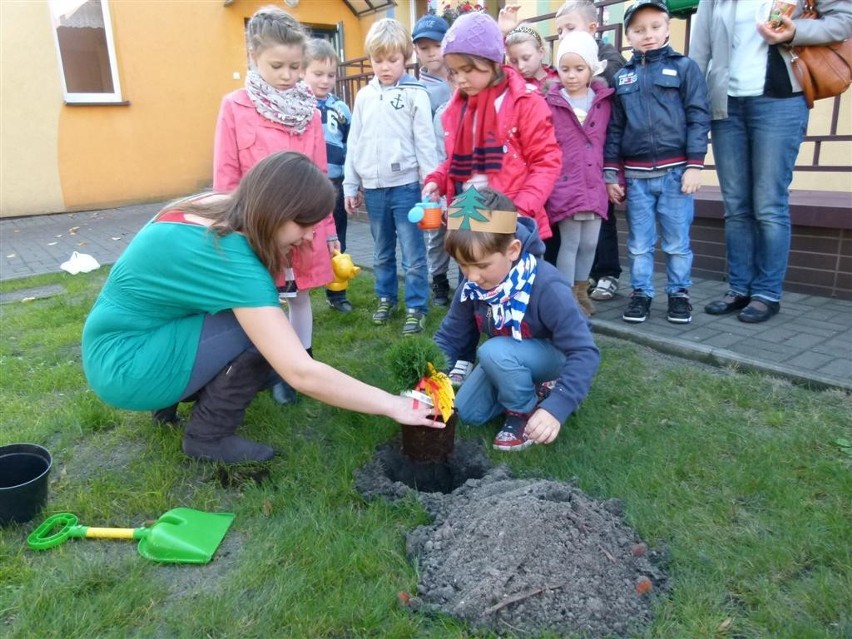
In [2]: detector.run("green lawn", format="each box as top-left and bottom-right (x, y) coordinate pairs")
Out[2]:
(0, 270), (849, 638)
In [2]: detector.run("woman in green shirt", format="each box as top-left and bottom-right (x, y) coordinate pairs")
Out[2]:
(83, 152), (439, 463)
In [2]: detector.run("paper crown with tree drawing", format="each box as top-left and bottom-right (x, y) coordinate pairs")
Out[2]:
(446, 187), (518, 234)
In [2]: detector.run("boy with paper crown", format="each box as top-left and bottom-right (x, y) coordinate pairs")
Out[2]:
(433, 187), (600, 451)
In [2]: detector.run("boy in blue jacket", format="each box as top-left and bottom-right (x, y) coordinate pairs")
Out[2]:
(604, 0), (710, 325)
(434, 188), (600, 451)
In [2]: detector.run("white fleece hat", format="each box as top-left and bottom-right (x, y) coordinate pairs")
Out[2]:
(556, 31), (606, 78)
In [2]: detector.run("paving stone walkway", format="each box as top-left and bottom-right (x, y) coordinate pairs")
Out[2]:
(2, 203), (849, 390)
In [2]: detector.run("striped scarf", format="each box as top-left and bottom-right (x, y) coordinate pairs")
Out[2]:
(461, 252), (537, 341)
(448, 76), (508, 181)
(244, 70), (316, 135)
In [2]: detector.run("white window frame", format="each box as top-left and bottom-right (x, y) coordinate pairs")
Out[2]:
(48, 0), (124, 104)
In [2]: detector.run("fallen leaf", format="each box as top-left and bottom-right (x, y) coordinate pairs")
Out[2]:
(21, 297), (36, 303)
(48, 242), (58, 246)
(631, 543), (647, 557)
(261, 499), (273, 517)
(717, 617), (733, 633)
(397, 591), (411, 606)
(635, 577), (652, 595)
(6, 254), (15, 258)
(111, 237), (122, 241)
(69, 226), (80, 235)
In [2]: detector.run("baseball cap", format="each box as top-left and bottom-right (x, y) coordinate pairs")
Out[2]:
(412, 14), (449, 43)
(623, 0), (670, 29)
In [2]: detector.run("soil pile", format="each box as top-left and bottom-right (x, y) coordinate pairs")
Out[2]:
(356, 450), (666, 638)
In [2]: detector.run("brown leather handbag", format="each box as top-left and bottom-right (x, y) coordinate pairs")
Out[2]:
(789, 0), (852, 108)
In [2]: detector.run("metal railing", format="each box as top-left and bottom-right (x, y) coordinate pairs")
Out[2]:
(335, 1), (851, 177)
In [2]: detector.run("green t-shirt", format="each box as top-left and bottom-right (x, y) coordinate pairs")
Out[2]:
(82, 218), (278, 410)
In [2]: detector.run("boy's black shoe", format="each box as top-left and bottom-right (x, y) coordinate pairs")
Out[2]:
(622, 292), (652, 323)
(326, 294), (353, 313)
(667, 292), (693, 324)
(432, 274), (451, 306)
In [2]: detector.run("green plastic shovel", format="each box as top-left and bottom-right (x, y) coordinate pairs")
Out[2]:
(27, 508), (235, 564)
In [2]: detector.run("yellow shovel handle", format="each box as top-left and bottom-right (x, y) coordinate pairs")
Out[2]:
(84, 527), (138, 539)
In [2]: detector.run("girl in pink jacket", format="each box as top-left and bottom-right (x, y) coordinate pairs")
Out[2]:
(422, 12), (561, 242)
(545, 32), (613, 317)
(213, 6), (335, 403)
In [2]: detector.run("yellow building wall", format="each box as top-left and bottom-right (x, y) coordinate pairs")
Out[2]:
(1, 2), (65, 216)
(2, 0), (367, 217)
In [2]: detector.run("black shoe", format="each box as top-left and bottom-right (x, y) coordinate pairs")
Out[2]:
(737, 299), (780, 323)
(327, 297), (353, 313)
(667, 292), (692, 324)
(432, 275), (451, 306)
(152, 404), (182, 426)
(622, 292), (651, 323)
(705, 291), (750, 315)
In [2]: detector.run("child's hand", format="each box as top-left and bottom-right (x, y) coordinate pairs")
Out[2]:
(326, 238), (341, 254)
(344, 193), (362, 216)
(681, 168), (702, 195)
(498, 4), (522, 35)
(422, 182), (440, 202)
(525, 408), (560, 445)
(607, 183), (625, 204)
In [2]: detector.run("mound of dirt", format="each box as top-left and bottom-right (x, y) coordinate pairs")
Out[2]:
(356, 444), (666, 638)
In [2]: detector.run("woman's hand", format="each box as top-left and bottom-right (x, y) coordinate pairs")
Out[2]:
(344, 193), (363, 216)
(498, 4), (522, 35)
(524, 408), (560, 444)
(757, 14), (797, 44)
(387, 395), (445, 428)
(681, 167), (702, 194)
(422, 181), (440, 202)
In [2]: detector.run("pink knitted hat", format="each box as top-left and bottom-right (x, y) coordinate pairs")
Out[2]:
(441, 12), (505, 64)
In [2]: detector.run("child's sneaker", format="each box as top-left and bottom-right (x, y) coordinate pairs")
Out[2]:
(535, 379), (556, 402)
(431, 274), (451, 306)
(448, 360), (473, 387)
(667, 292), (693, 324)
(372, 298), (395, 325)
(590, 276), (619, 301)
(402, 309), (426, 336)
(493, 411), (533, 451)
(622, 291), (652, 323)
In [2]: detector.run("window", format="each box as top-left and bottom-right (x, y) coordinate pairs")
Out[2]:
(48, 0), (123, 103)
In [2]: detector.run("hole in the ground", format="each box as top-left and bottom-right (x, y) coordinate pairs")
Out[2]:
(355, 437), (491, 498)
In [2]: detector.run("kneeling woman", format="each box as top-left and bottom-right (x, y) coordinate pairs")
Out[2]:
(82, 152), (438, 463)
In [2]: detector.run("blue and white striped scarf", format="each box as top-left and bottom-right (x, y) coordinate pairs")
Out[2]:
(461, 252), (537, 341)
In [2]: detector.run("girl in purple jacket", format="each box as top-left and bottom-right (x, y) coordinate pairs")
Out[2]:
(544, 32), (613, 316)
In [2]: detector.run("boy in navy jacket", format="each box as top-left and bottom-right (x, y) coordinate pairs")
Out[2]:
(604, 0), (710, 325)
(434, 188), (599, 451)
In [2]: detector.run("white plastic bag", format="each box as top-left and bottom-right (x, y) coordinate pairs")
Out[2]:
(60, 251), (100, 275)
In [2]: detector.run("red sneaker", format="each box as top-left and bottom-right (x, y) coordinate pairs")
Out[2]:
(493, 411), (533, 451)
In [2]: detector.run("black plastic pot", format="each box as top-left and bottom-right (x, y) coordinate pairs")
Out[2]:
(401, 410), (458, 463)
(0, 443), (52, 526)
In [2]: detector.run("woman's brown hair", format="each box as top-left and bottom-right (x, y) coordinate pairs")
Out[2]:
(175, 152), (335, 275)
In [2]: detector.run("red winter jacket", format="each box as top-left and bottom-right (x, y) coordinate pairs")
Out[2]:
(424, 67), (561, 240)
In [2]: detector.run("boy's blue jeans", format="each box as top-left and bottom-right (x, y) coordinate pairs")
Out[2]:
(456, 337), (565, 425)
(364, 182), (428, 312)
(625, 166), (694, 297)
(710, 95), (808, 303)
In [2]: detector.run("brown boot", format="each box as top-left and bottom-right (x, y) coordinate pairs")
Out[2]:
(573, 281), (596, 317)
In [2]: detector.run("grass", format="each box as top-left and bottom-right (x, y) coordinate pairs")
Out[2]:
(1, 270), (850, 639)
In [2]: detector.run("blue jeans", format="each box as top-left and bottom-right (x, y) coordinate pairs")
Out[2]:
(711, 95), (808, 303)
(625, 166), (694, 297)
(456, 337), (565, 424)
(364, 182), (428, 312)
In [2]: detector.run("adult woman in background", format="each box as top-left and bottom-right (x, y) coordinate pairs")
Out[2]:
(691, 0), (852, 323)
